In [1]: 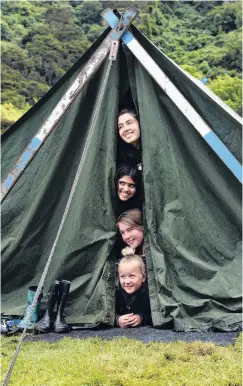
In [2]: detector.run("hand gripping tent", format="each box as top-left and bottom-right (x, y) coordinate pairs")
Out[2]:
(1, 8), (242, 332)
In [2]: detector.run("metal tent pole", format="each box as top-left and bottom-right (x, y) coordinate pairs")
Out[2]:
(1, 6), (139, 203)
(103, 10), (242, 184)
(2, 8), (139, 385)
(1, 34), (111, 203)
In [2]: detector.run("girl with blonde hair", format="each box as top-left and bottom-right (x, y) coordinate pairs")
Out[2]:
(115, 246), (152, 328)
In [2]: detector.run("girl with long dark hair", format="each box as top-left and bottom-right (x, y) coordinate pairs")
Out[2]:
(117, 109), (142, 167)
(115, 164), (143, 216)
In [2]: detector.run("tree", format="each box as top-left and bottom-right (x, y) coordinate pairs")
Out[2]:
(1, 0), (242, 130)
(204, 2), (242, 35)
(209, 75), (242, 115)
(75, 1), (103, 25)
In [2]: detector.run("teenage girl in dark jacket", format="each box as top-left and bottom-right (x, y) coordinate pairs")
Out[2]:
(115, 164), (143, 216)
(117, 108), (142, 168)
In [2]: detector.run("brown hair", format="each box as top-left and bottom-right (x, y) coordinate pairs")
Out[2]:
(116, 209), (143, 231)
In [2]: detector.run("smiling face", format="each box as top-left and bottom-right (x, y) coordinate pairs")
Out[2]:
(118, 260), (145, 294)
(117, 221), (144, 249)
(117, 175), (136, 201)
(118, 113), (140, 146)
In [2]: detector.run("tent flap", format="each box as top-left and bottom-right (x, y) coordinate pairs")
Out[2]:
(126, 31), (241, 331)
(2, 53), (120, 324)
(1, 27), (241, 331)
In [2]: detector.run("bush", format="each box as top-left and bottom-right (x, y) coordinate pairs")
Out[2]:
(208, 75), (242, 115)
(1, 102), (31, 131)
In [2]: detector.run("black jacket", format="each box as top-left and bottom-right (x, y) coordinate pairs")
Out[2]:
(115, 195), (143, 217)
(117, 140), (141, 167)
(115, 281), (152, 326)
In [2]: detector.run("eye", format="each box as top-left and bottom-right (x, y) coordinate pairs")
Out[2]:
(118, 182), (125, 186)
(129, 184), (135, 189)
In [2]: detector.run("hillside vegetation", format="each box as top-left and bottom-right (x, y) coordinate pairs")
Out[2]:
(1, 0), (242, 130)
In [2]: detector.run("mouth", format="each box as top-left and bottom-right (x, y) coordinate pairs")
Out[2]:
(125, 131), (134, 138)
(126, 239), (134, 245)
(121, 192), (130, 198)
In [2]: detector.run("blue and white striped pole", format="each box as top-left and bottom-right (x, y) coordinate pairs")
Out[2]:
(103, 11), (242, 184)
(1, 33), (113, 203)
(1, 7), (139, 203)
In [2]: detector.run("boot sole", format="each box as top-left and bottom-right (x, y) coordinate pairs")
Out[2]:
(34, 327), (52, 334)
(54, 327), (70, 333)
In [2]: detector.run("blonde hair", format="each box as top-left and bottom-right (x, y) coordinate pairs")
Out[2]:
(118, 247), (146, 277)
(117, 209), (143, 231)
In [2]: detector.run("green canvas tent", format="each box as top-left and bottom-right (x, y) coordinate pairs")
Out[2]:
(1, 19), (242, 331)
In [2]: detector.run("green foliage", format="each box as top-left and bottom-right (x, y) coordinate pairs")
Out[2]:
(75, 1), (103, 25)
(180, 65), (204, 80)
(204, 2), (242, 35)
(2, 336), (242, 385)
(87, 23), (105, 42)
(208, 75), (242, 115)
(1, 0), (242, 129)
(1, 103), (31, 131)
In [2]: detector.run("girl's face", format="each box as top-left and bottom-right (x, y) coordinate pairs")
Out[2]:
(117, 175), (136, 201)
(118, 261), (145, 294)
(118, 113), (140, 146)
(117, 221), (144, 249)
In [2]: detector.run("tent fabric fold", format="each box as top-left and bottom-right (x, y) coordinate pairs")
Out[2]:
(1, 26), (242, 331)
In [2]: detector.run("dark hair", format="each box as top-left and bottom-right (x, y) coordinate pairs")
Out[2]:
(117, 141), (141, 166)
(115, 164), (142, 193)
(115, 164), (143, 216)
(117, 109), (141, 166)
(118, 108), (139, 121)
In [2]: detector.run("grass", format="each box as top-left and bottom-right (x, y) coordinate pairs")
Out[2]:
(1, 334), (242, 386)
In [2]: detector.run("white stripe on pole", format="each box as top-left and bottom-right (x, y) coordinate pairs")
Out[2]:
(122, 31), (242, 183)
(1, 33), (112, 202)
(144, 33), (243, 125)
(123, 32), (211, 137)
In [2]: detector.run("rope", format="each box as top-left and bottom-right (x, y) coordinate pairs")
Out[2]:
(3, 57), (113, 386)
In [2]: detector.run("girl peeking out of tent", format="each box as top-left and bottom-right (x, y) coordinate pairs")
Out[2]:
(117, 109), (142, 167)
(115, 107), (150, 328)
(115, 247), (152, 328)
(115, 164), (143, 216)
(117, 209), (144, 254)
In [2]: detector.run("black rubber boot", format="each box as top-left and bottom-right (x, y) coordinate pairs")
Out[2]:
(54, 280), (70, 333)
(34, 280), (60, 334)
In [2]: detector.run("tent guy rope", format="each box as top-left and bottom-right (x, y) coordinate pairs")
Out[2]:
(3, 58), (113, 386)
(2, 6), (242, 385)
(2, 14), (131, 383)
(0, 6), (139, 203)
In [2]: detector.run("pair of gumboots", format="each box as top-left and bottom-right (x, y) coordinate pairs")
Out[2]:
(22, 109), (150, 333)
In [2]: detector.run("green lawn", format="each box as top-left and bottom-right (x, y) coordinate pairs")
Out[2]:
(2, 334), (242, 386)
